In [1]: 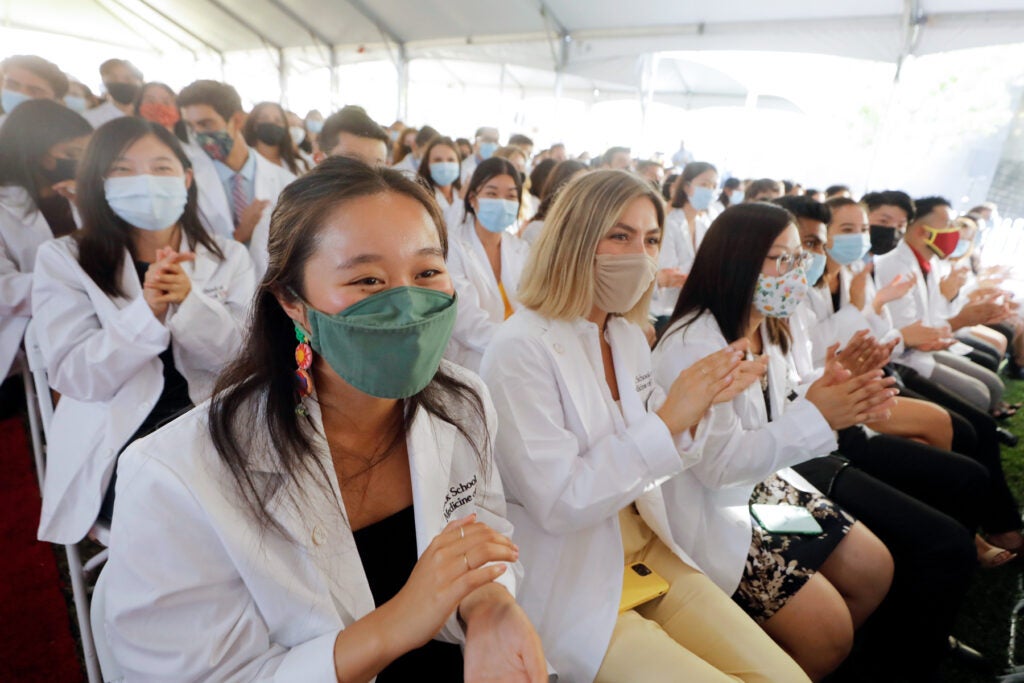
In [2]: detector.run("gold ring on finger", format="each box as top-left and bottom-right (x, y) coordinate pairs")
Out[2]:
(460, 527), (465, 540)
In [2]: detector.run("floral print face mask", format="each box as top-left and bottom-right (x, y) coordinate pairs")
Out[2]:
(752, 266), (809, 318)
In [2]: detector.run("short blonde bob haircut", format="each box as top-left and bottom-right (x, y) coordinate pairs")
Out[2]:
(518, 169), (665, 327)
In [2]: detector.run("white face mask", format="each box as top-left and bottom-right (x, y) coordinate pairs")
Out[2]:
(104, 175), (188, 231)
(289, 126), (306, 145)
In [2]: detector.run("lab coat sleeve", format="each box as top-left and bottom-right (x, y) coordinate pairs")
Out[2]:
(437, 373), (520, 643)
(105, 451), (339, 683)
(30, 241), (169, 401)
(0, 234), (32, 316)
(653, 333), (836, 490)
(448, 246), (501, 355)
(166, 244), (256, 375)
(481, 334), (685, 537)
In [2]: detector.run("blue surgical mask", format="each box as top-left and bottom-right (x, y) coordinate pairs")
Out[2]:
(827, 233), (871, 265)
(306, 119), (323, 134)
(104, 175), (189, 231)
(949, 237), (971, 259)
(430, 161), (460, 187)
(478, 142), (499, 160)
(64, 95), (87, 113)
(689, 185), (715, 211)
(2, 89), (31, 114)
(730, 190), (744, 204)
(475, 198), (519, 232)
(805, 251), (827, 285)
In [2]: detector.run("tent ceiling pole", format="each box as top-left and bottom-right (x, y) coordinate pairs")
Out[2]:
(396, 44), (408, 123)
(265, 0), (333, 67)
(130, 0), (224, 58)
(278, 48), (288, 106)
(202, 0), (282, 52)
(91, 0), (177, 56)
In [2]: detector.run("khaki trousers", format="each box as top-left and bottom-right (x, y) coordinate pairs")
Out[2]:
(594, 507), (809, 683)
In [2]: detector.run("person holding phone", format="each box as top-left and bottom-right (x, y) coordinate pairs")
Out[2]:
(481, 170), (809, 683)
(103, 157), (547, 682)
(650, 202), (896, 681)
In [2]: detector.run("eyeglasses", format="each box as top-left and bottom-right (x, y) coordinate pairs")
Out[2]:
(766, 250), (813, 275)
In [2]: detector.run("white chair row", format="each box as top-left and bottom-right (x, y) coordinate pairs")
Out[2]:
(23, 321), (118, 682)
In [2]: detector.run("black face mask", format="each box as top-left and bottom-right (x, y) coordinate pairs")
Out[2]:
(869, 224), (902, 255)
(40, 157), (78, 184)
(105, 81), (140, 105)
(255, 122), (287, 146)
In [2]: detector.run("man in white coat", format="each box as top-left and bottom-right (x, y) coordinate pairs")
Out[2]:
(178, 80), (295, 280)
(0, 54), (69, 128)
(82, 59), (143, 129)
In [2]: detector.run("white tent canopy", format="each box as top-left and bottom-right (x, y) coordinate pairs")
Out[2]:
(7, 0), (1024, 111)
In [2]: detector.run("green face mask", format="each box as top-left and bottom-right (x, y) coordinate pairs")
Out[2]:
(295, 286), (457, 399)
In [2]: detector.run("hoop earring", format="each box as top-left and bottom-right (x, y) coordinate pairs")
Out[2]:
(294, 324), (313, 415)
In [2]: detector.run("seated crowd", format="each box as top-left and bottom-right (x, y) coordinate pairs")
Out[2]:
(3, 51), (1024, 683)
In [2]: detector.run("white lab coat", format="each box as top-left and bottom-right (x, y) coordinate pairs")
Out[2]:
(650, 209), (711, 317)
(242, 149), (296, 281)
(104, 362), (518, 682)
(520, 219), (544, 245)
(645, 311), (837, 595)
(0, 186), (58, 380)
(445, 217), (530, 372)
(31, 235), (255, 543)
(799, 262), (903, 368)
(182, 142), (234, 240)
(479, 309), (706, 683)
(435, 186), (464, 229)
(874, 240), (963, 377)
(82, 101), (125, 129)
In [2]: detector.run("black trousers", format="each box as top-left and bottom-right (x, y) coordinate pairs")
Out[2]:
(834, 427), (989, 532)
(897, 366), (1021, 532)
(796, 457), (975, 683)
(957, 336), (1002, 372)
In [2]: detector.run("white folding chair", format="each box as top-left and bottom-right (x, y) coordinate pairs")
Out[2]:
(89, 568), (123, 682)
(24, 321), (105, 683)
(19, 343), (46, 489)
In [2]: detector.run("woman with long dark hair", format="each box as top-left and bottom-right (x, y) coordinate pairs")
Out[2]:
(103, 157), (546, 682)
(445, 157), (530, 372)
(0, 98), (91, 383)
(416, 135), (464, 227)
(243, 101), (307, 176)
(650, 202), (897, 680)
(31, 117), (254, 544)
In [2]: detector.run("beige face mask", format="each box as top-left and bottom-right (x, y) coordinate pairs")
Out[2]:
(592, 252), (658, 314)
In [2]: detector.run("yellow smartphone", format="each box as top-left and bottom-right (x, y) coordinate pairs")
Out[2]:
(619, 562), (670, 612)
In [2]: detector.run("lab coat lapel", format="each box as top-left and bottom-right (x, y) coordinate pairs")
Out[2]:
(606, 320), (643, 426)
(407, 407), (454, 554)
(260, 397), (377, 626)
(462, 223), (503, 313)
(541, 322), (610, 435)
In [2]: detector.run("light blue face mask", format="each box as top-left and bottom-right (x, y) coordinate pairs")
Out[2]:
(64, 95), (88, 113)
(475, 197), (519, 233)
(949, 237), (971, 259)
(730, 190), (745, 204)
(430, 161), (460, 187)
(689, 185), (715, 211)
(306, 119), (324, 135)
(805, 251), (827, 285)
(104, 174), (189, 231)
(1, 89), (31, 114)
(478, 141), (499, 160)
(827, 232), (871, 265)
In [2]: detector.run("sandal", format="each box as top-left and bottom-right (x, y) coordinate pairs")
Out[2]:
(992, 404), (1017, 420)
(979, 546), (1017, 569)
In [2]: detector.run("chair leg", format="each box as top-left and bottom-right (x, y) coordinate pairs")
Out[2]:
(66, 544), (102, 683)
(20, 368), (45, 490)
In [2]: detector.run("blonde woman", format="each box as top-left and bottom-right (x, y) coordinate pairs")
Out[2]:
(479, 170), (808, 683)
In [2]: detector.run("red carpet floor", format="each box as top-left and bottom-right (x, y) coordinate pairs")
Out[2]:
(0, 416), (84, 682)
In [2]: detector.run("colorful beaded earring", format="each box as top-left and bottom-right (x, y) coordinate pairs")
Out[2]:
(294, 324), (313, 416)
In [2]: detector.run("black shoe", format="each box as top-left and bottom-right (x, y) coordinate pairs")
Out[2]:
(1005, 359), (1024, 380)
(997, 427), (1020, 447)
(947, 636), (991, 669)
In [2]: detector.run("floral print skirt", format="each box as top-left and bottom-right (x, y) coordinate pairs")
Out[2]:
(731, 473), (855, 624)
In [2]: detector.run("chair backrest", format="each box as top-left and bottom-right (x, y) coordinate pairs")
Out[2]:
(90, 568), (123, 682)
(23, 321), (54, 440)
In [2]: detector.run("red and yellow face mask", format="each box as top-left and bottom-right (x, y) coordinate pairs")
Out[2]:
(922, 224), (960, 259)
